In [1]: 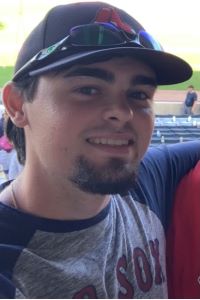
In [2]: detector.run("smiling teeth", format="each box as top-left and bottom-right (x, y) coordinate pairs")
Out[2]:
(89, 138), (129, 146)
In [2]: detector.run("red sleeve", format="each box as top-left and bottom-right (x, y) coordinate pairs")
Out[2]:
(167, 161), (200, 298)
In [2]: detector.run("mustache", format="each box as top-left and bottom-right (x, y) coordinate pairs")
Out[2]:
(84, 122), (136, 136)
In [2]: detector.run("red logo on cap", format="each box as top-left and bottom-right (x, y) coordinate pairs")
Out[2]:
(94, 7), (135, 34)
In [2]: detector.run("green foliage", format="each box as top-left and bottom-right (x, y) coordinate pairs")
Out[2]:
(0, 21), (5, 30)
(0, 66), (14, 87)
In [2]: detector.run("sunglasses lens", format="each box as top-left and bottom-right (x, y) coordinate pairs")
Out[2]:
(70, 23), (125, 46)
(70, 25), (162, 50)
(139, 30), (163, 51)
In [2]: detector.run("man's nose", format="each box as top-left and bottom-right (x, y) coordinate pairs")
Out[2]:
(102, 97), (134, 124)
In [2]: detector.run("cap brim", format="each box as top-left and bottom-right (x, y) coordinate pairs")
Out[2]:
(28, 47), (192, 85)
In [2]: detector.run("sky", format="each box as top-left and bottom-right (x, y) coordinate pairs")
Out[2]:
(0, 0), (199, 68)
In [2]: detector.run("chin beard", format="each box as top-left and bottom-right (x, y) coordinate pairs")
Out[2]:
(69, 155), (138, 195)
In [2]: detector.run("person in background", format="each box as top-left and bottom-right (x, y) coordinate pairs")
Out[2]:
(0, 110), (14, 178)
(0, 104), (5, 137)
(0, 114), (4, 137)
(0, 109), (8, 137)
(8, 150), (23, 180)
(0, 2), (200, 298)
(183, 85), (198, 115)
(167, 162), (200, 298)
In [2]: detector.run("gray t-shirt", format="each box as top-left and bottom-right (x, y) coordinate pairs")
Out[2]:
(2, 195), (167, 299)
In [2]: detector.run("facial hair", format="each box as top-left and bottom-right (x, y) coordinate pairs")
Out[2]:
(69, 155), (138, 195)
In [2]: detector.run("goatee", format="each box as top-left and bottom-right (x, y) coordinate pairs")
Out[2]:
(70, 156), (138, 195)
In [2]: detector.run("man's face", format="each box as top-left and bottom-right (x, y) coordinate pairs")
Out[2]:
(188, 87), (193, 92)
(24, 57), (156, 194)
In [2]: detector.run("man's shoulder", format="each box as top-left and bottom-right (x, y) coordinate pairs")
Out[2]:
(140, 141), (200, 190)
(194, 91), (198, 99)
(145, 141), (200, 158)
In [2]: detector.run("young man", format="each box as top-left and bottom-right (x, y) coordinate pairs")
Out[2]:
(183, 85), (198, 115)
(0, 2), (199, 298)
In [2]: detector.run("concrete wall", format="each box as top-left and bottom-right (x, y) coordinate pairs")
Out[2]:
(154, 101), (200, 115)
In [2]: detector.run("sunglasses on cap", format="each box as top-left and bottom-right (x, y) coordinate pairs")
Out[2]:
(13, 22), (163, 81)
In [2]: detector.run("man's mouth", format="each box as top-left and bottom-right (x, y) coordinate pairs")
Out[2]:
(87, 137), (134, 146)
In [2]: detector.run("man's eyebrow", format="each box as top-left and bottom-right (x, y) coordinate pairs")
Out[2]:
(63, 67), (114, 83)
(131, 75), (157, 87)
(62, 67), (157, 87)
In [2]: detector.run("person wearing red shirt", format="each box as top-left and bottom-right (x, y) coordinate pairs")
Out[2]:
(167, 161), (200, 298)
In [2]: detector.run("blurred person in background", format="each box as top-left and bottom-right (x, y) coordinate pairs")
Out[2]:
(8, 150), (23, 180)
(183, 85), (198, 115)
(0, 113), (4, 137)
(0, 110), (14, 179)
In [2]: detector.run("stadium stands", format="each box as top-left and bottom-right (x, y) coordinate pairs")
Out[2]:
(151, 114), (200, 146)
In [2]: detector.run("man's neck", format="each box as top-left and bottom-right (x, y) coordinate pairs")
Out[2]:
(11, 171), (111, 221)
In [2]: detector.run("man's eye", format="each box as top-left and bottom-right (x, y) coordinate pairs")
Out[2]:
(77, 86), (99, 95)
(128, 91), (149, 101)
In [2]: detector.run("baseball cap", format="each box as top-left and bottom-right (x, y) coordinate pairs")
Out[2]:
(13, 1), (192, 85)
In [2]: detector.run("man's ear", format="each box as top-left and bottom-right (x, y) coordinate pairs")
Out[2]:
(2, 82), (28, 128)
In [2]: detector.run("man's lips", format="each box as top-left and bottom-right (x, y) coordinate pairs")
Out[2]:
(86, 137), (134, 146)
(85, 136), (134, 156)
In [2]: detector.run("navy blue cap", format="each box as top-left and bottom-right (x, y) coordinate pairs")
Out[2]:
(13, 1), (192, 85)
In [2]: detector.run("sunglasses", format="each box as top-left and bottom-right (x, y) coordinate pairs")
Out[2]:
(13, 22), (163, 81)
